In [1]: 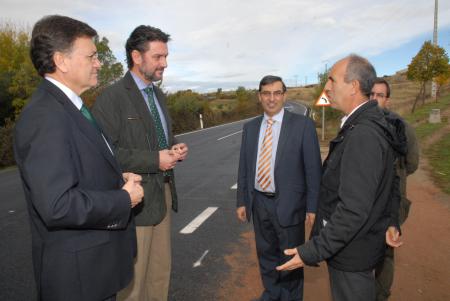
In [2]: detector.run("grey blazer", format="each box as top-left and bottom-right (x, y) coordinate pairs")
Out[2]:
(93, 71), (178, 226)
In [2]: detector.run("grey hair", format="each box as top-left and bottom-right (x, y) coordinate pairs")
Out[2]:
(343, 54), (377, 98)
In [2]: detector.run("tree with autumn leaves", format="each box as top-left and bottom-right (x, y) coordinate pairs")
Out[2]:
(407, 40), (449, 112)
(0, 24), (123, 167)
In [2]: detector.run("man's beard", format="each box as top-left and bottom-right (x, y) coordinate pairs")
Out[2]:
(139, 65), (163, 82)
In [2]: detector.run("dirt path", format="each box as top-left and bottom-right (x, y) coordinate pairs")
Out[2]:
(217, 130), (450, 300)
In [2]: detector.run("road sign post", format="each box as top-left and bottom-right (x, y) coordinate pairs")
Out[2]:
(315, 91), (331, 141)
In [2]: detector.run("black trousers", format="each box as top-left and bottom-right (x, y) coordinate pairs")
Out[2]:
(252, 190), (305, 301)
(328, 265), (375, 301)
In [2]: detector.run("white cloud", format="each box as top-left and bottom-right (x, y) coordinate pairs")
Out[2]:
(1, 0), (450, 92)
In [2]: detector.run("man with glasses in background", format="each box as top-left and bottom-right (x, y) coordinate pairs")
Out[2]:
(236, 75), (321, 301)
(370, 78), (419, 301)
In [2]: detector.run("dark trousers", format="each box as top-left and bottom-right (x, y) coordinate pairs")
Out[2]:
(375, 246), (395, 301)
(252, 190), (305, 301)
(328, 265), (375, 301)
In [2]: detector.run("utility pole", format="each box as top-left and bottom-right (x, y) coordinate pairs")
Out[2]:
(433, 0), (438, 45)
(294, 75), (298, 87)
(431, 0), (438, 99)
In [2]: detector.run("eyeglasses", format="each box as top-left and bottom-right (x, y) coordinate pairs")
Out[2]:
(86, 52), (99, 62)
(260, 90), (284, 98)
(370, 92), (386, 99)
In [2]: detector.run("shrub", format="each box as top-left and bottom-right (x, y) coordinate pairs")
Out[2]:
(0, 118), (16, 167)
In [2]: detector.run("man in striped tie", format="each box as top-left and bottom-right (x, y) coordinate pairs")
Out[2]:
(236, 75), (322, 301)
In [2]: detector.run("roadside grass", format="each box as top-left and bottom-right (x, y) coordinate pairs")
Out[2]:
(407, 93), (450, 195)
(403, 93), (450, 125)
(414, 121), (448, 140)
(425, 132), (450, 194)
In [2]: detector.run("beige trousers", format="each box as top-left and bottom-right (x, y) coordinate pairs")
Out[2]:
(118, 184), (172, 301)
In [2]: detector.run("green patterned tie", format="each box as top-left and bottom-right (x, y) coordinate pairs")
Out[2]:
(80, 104), (100, 131)
(143, 86), (172, 178)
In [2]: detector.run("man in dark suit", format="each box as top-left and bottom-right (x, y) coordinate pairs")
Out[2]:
(236, 75), (322, 301)
(13, 15), (144, 301)
(92, 25), (188, 301)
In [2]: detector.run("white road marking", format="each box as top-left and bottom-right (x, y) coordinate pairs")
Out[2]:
(217, 130), (242, 141)
(231, 183), (237, 189)
(180, 207), (218, 234)
(193, 250), (209, 268)
(175, 117), (254, 137)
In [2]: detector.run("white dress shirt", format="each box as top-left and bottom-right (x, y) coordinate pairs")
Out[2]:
(45, 76), (113, 154)
(340, 101), (368, 128)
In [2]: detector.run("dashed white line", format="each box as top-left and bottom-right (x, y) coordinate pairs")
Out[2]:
(217, 130), (242, 141)
(193, 250), (209, 268)
(231, 183), (237, 189)
(180, 207), (218, 234)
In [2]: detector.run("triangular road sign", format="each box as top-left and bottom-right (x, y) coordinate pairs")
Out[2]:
(315, 91), (331, 106)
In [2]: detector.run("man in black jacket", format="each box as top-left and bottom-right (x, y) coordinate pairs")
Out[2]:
(371, 78), (419, 300)
(277, 54), (405, 301)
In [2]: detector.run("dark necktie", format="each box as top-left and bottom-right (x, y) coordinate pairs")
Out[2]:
(80, 104), (114, 155)
(143, 85), (172, 178)
(80, 104), (100, 131)
(143, 86), (168, 150)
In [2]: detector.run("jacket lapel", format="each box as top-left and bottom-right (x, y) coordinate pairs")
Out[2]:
(43, 80), (123, 176)
(123, 72), (157, 137)
(250, 116), (263, 182)
(274, 110), (292, 172)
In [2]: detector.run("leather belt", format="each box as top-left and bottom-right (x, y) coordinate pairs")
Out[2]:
(163, 176), (171, 183)
(256, 190), (276, 198)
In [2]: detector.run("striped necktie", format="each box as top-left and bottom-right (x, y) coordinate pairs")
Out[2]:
(257, 118), (274, 191)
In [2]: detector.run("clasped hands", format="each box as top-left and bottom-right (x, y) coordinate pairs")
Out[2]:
(159, 143), (188, 171)
(122, 172), (144, 208)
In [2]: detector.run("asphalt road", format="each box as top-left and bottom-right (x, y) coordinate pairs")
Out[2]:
(0, 101), (309, 301)
(0, 117), (251, 301)
(168, 118), (251, 301)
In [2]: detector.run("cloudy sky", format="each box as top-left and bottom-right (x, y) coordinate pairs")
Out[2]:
(1, 0), (450, 92)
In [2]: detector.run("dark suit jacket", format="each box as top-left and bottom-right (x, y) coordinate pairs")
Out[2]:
(14, 79), (136, 301)
(236, 110), (322, 227)
(92, 71), (178, 226)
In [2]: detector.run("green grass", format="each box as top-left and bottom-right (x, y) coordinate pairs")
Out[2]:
(414, 120), (448, 140)
(425, 132), (450, 194)
(404, 93), (450, 196)
(403, 93), (450, 125)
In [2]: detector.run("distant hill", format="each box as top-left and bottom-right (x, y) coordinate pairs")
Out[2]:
(286, 73), (450, 116)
